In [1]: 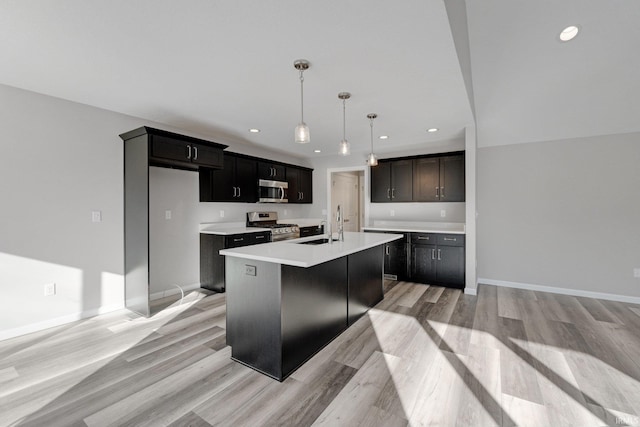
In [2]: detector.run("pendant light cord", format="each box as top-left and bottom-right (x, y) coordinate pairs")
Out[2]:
(370, 117), (374, 151)
(299, 70), (305, 123)
(342, 99), (347, 140)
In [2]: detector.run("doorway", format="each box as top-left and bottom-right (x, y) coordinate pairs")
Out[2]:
(328, 168), (366, 233)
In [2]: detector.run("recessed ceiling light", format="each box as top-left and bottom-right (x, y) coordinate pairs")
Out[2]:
(427, 128), (439, 133)
(249, 128), (260, 133)
(559, 25), (579, 42)
(314, 149), (321, 153)
(379, 135), (388, 140)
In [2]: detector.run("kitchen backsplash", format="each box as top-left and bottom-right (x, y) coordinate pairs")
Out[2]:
(368, 202), (465, 223)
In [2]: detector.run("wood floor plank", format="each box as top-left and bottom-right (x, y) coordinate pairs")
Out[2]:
(312, 351), (401, 426)
(2, 282), (640, 426)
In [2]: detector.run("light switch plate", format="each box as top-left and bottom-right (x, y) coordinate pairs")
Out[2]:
(44, 283), (56, 296)
(165, 210), (172, 220)
(220, 210), (225, 218)
(245, 265), (256, 276)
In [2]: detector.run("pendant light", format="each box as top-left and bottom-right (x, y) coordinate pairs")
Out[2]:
(338, 92), (351, 155)
(294, 59), (310, 143)
(367, 113), (378, 166)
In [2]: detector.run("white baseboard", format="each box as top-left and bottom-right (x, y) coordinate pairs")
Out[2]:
(478, 278), (640, 304)
(0, 303), (125, 342)
(464, 287), (477, 296)
(149, 283), (201, 301)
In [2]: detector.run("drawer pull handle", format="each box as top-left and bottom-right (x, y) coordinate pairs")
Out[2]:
(443, 237), (457, 241)
(417, 236), (430, 240)
(233, 238), (243, 242)
(256, 235), (265, 239)
(187, 145), (192, 160)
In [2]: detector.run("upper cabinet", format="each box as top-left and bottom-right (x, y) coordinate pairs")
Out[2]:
(371, 159), (413, 202)
(258, 161), (286, 181)
(286, 166), (313, 203)
(372, 151), (465, 203)
(200, 153), (313, 204)
(200, 153), (257, 202)
(119, 127), (226, 171)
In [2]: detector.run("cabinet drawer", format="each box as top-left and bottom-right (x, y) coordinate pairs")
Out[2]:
(436, 234), (465, 247)
(300, 225), (323, 238)
(225, 232), (271, 248)
(411, 233), (435, 244)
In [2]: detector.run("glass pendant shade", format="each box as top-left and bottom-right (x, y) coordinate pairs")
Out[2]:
(295, 122), (310, 143)
(368, 152), (378, 166)
(339, 139), (350, 156)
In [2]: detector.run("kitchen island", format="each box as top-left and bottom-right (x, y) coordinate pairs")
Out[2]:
(220, 231), (402, 381)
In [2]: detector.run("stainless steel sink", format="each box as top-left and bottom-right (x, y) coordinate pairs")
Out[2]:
(296, 238), (330, 245)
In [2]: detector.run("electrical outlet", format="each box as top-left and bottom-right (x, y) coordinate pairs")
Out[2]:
(284, 209), (288, 216)
(44, 283), (56, 296)
(321, 209), (327, 215)
(219, 210), (225, 218)
(440, 210), (446, 218)
(390, 210), (395, 217)
(634, 268), (640, 278)
(245, 265), (256, 276)
(165, 210), (172, 220)
(91, 211), (102, 223)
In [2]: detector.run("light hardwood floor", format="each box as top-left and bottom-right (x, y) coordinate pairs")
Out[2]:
(1, 282), (640, 426)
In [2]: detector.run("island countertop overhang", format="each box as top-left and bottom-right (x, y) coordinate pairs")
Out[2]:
(219, 231), (402, 268)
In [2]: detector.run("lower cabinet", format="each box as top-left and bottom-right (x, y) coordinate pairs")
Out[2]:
(365, 230), (465, 288)
(200, 231), (271, 292)
(411, 233), (465, 288)
(299, 225), (324, 238)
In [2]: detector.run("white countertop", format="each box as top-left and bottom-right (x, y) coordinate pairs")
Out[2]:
(220, 231), (402, 268)
(199, 222), (270, 235)
(281, 218), (324, 227)
(363, 221), (465, 234)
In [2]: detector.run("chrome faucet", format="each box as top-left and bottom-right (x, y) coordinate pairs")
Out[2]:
(319, 219), (332, 244)
(336, 205), (344, 242)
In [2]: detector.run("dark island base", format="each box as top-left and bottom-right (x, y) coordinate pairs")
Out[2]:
(225, 245), (384, 381)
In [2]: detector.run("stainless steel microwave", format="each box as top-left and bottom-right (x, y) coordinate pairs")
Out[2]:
(258, 179), (288, 203)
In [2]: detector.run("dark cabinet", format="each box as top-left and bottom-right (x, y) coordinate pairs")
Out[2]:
(200, 230), (271, 292)
(370, 160), (413, 202)
(413, 154), (465, 202)
(299, 225), (324, 238)
(149, 134), (224, 170)
(383, 232), (408, 280)
(200, 153), (257, 202)
(258, 161), (286, 181)
(410, 233), (464, 288)
(287, 166), (313, 203)
(371, 151), (464, 203)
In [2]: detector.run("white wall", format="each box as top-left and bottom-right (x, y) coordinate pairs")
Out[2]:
(0, 84), (310, 340)
(0, 84), (134, 339)
(477, 132), (640, 300)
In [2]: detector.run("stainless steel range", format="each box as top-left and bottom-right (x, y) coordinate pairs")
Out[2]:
(246, 211), (300, 242)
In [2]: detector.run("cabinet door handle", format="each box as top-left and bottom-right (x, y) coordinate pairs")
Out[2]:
(237, 187), (241, 197)
(417, 236), (430, 240)
(193, 146), (198, 161)
(443, 237), (457, 242)
(385, 245), (390, 255)
(233, 238), (244, 242)
(391, 188), (395, 199)
(431, 248), (436, 260)
(387, 188), (391, 199)
(435, 186), (439, 198)
(279, 186), (284, 200)
(437, 249), (441, 260)
(187, 145), (192, 160)
(440, 186), (444, 198)
(232, 187), (237, 197)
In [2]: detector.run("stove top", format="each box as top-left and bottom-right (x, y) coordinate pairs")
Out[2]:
(246, 212), (300, 241)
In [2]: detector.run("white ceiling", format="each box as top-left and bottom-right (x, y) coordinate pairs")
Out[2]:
(1, 1), (638, 158)
(468, 0), (640, 147)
